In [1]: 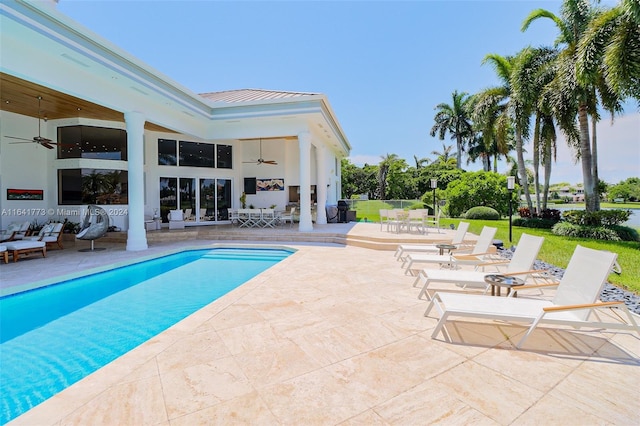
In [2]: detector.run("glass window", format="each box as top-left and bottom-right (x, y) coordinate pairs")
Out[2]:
(58, 169), (128, 205)
(58, 169), (83, 205)
(158, 139), (177, 165)
(216, 144), (233, 169)
(179, 141), (214, 168)
(179, 178), (196, 220)
(159, 177), (177, 222)
(216, 179), (231, 220)
(199, 179), (215, 221)
(58, 126), (127, 160)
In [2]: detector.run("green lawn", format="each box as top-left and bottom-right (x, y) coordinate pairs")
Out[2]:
(437, 218), (640, 295)
(350, 203), (639, 293)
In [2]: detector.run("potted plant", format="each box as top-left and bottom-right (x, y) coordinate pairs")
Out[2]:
(240, 192), (247, 208)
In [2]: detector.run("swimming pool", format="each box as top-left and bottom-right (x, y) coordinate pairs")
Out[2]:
(0, 247), (291, 424)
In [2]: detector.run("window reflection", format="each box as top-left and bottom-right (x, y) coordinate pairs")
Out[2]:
(58, 126), (127, 160)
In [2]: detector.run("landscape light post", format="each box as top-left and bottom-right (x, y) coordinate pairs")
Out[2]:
(430, 178), (438, 215)
(507, 176), (515, 243)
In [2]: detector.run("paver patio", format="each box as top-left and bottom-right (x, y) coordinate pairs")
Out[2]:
(2, 223), (638, 425)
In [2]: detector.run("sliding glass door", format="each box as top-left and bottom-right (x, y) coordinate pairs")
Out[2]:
(199, 178), (231, 221)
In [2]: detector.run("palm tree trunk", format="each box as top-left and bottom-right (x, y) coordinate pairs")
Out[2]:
(515, 127), (533, 212)
(456, 135), (463, 169)
(533, 115), (541, 215)
(542, 136), (554, 211)
(590, 114), (600, 210)
(578, 104), (596, 212)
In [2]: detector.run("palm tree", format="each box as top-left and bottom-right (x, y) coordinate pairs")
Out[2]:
(522, 0), (622, 212)
(413, 155), (430, 169)
(474, 52), (534, 213)
(430, 90), (473, 169)
(577, 0), (640, 102)
(466, 134), (491, 171)
(430, 143), (456, 164)
(376, 153), (399, 200)
(511, 46), (559, 212)
(81, 170), (107, 203)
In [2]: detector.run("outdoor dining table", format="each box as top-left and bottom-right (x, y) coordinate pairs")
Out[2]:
(237, 209), (281, 228)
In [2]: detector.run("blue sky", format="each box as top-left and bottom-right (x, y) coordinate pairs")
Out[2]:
(58, 0), (638, 185)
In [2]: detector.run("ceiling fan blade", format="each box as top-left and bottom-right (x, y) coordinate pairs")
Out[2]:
(6, 136), (34, 142)
(262, 160), (278, 165)
(40, 141), (56, 149)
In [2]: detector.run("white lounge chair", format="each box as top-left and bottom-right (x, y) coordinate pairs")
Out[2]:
(424, 245), (640, 348)
(0, 221), (30, 242)
(4, 240), (46, 262)
(395, 221), (471, 262)
(402, 226), (498, 275)
(24, 222), (65, 250)
(414, 233), (550, 300)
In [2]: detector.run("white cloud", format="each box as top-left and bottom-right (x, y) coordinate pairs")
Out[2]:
(553, 112), (640, 185)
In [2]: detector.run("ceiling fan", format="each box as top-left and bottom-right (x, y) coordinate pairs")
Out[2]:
(243, 138), (277, 165)
(5, 96), (58, 149)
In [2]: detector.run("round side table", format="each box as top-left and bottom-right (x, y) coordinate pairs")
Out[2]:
(484, 274), (525, 297)
(436, 244), (457, 256)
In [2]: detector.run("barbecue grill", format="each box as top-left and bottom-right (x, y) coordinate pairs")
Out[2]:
(337, 200), (349, 223)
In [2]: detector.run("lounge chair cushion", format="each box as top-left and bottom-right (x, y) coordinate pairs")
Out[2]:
(4, 240), (46, 262)
(5, 241), (46, 250)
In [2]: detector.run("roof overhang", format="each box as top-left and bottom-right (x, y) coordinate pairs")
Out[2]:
(0, 0), (350, 155)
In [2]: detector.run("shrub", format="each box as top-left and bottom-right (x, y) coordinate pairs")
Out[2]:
(539, 208), (562, 221)
(464, 206), (500, 220)
(444, 171), (514, 217)
(518, 207), (532, 218)
(552, 222), (621, 241)
(609, 225), (640, 242)
(408, 202), (428, 210)
(562, 209), (631, 226)
(517, 207), (561, 220)
(512, 217), (557, 229)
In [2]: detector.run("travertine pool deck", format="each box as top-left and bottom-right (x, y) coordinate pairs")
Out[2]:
(2, 222), (639, 425)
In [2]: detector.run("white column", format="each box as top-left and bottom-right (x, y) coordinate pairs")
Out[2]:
(315, 144), (328, 224)
(297, 131), (313, 231)
(125, 111), (148, 251)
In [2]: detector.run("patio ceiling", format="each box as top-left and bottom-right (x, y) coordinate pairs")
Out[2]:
(0, 72), (174, 133)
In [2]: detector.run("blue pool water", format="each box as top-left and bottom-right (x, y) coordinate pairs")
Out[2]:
(0, 247), (291, 424)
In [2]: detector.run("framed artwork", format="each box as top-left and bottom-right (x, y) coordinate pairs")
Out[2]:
(257, 178), (284, 191)
(7, 188), (43, 200)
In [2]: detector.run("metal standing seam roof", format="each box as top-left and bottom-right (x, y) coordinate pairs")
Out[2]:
(199, 88), (321, 104)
